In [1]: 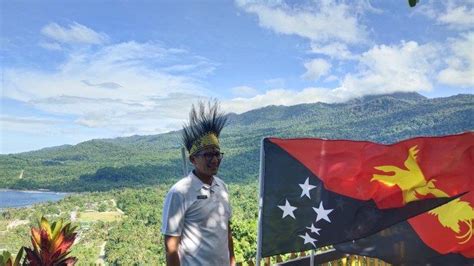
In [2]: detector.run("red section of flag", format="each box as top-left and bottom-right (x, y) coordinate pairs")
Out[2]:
(408, 192), (474, 257)
(408, 187), (474, 257)
(269, 132), (474, 209)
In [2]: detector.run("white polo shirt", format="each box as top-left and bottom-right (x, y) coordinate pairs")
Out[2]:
(161, 171), (232, 266)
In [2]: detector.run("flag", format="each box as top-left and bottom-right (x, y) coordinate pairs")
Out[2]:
(333, 133), (474, 264)
(335, 219), (474, 265)
(259, 133), (471, 257)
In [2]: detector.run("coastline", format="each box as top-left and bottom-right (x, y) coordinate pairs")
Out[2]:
(0, 188), (69, 195)
(0, 189), (70, 210)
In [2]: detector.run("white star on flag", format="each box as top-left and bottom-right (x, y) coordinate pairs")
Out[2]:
(278, 199), (297, 219)
(299, 177), (316, 199)
(313, 201), (334, 223)
(299, 232), (317, 247)
(306, 223), (321, 235)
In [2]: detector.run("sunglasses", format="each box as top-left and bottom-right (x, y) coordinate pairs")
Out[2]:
(195, 152), (224, 160)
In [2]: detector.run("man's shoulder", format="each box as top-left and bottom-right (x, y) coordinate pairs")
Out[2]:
(168, 175), (195, 195)
(213, 176), (228, 188)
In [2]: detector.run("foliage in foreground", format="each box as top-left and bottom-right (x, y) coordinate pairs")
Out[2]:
(0, 217), (78, 266)
(0, 249), (24, 266)
(0, 183), (259, 264)
(24, 217), (78, 265)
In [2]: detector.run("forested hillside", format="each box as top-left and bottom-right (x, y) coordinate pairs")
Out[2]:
(0, 183), (259, 264)
(1, 92), (473, 192)
(1, 92), (473, 264)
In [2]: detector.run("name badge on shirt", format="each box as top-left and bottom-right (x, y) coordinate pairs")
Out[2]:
(197, 195), (208, 200)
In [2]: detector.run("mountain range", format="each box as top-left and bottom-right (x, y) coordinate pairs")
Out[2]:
(0, 92), (472, 191)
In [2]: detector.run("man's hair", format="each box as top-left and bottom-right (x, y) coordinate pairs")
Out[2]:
(182, 100), (227, 155)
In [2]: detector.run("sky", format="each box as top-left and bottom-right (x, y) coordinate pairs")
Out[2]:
(1, 0), (473, 154)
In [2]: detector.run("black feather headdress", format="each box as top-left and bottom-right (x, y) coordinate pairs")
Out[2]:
(182, 100), (227, 155)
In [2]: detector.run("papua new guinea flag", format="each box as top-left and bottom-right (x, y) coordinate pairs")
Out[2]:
(334, 132), (474, 264)
(259, 133), (471, 257)
(334, 219), (474, 265)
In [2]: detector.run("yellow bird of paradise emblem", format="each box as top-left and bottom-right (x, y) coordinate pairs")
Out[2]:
(371, 145), (474, 244)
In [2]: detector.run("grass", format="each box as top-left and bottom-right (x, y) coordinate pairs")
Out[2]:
(77, 211), (123, 223)
(0, 220), (8, 231)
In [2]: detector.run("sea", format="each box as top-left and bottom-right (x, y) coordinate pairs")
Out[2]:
(0, 189), (68, 211)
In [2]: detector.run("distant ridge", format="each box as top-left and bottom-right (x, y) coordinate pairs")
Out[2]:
(348, 92), (427, 104)
(0, 92), (472, 191)
(1, 92), (441, 154)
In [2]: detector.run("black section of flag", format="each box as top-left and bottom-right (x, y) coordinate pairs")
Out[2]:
(334, 221), (474, 265)
(260, 139), (456, 257)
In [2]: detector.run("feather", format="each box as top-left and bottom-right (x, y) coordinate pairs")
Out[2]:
(182, 100), (227, 154)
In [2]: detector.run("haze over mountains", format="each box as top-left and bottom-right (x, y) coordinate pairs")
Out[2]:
(0, 92), (472, 192)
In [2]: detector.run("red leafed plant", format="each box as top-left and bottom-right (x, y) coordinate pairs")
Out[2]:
(23, 216), (78, 266)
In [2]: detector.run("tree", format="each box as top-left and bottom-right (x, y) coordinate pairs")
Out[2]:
(409, 0), (419, 7)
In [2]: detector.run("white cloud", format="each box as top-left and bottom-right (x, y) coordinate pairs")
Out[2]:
(223, 42), (439, 113)
(1, 115), (65, 126)
(3, 40), (216, 135)
(222, 87), (347, 114)
(418, 0), (474, 30)
(81, 80), (122, 89)
(335, 41), (439, 98)
(223, 40), (439, 113)
(0, 114), (120, 153)
(236, 0), (368, 86)
(39, 41), (63, 51)
(236, 0), (367, 45)
(41, 22), (109, 45)
(222, 40), (441, 114)
(310, 42), (358, 60)
(9, 93), (207, 136)
(0, 115), (68, 135)
(302, 58), (331, 81)
(4, 42), (214, 101)
(439, 5), (474, 29)
(264, 78), (286, 88)
(221, 38), (446, 114)
(69, 92), (207, 135)
(437, 32), (474, 87)
(222, 37), (469, 114)
(231, 86), (259, 97)
(324, 75), (338, 83)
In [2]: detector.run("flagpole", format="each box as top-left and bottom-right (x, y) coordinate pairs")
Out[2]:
(310, 250), (314, 266)
(181, 147), (188, 176)
(256, 138), (266, 266)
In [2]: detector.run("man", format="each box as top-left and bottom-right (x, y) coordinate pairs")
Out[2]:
(161, 101), (235, 266)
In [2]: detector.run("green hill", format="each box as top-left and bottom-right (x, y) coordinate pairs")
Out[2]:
(1, 92), (473, 191)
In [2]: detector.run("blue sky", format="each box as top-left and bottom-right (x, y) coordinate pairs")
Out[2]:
(1, 0), (473, 154)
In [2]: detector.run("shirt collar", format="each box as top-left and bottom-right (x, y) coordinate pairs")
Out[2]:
(189, 171), (220, 192)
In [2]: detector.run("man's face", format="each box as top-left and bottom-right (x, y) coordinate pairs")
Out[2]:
(190, 146), (223, 177)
